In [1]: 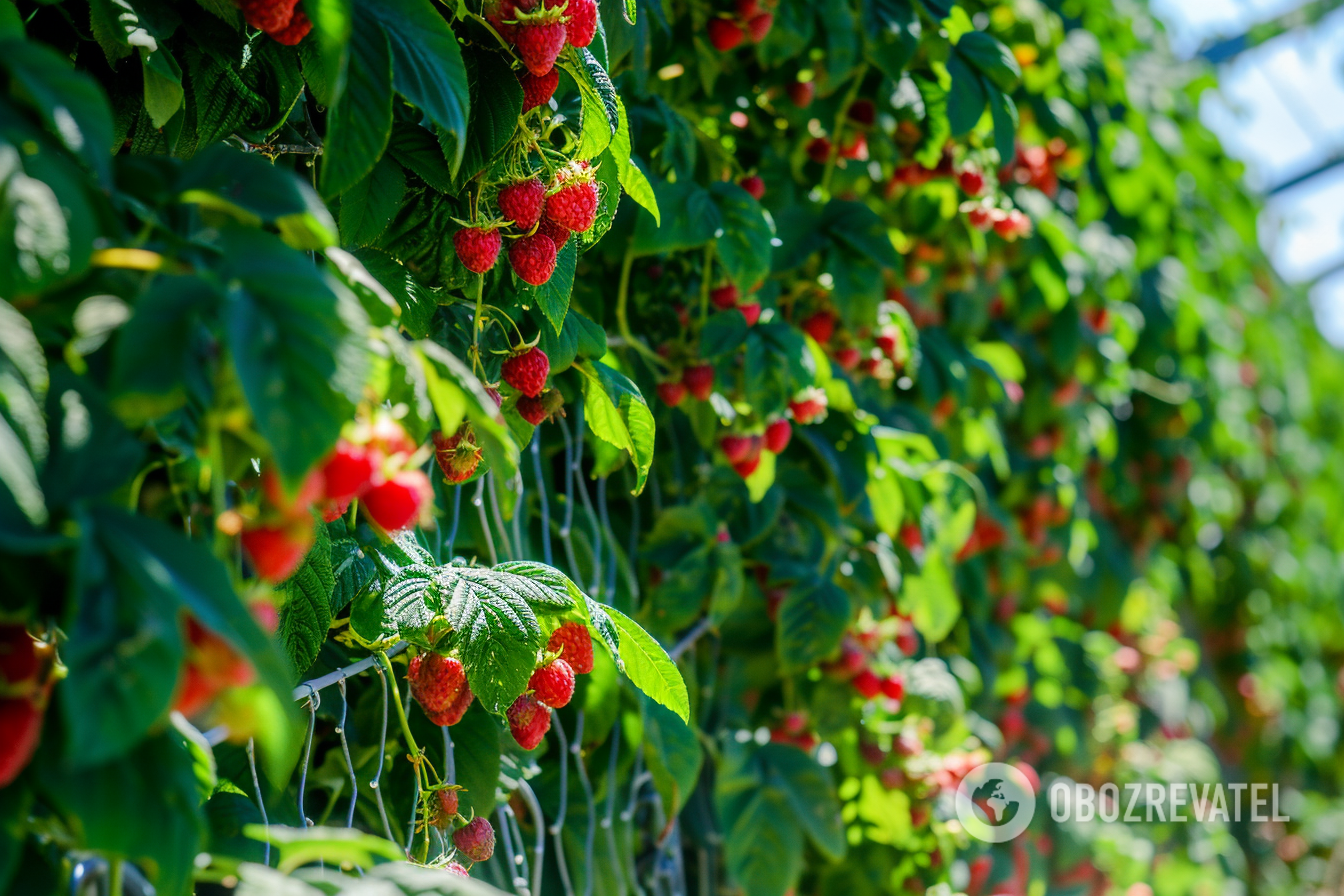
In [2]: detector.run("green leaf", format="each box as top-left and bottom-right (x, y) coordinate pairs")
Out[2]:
(564, 47), (620, 159)
(700, 311), (749, 359)
(304, 0), (353, 102)
(578, 593), (623, 671)
(760, 744), (846, 861)
(453, 48), (524, 186)
(822, 200), (899, 269)
(520, 239), (577, 335)
(611, 98), (659, 224)
(724, 792), (803, 896)
(776, 581), (850, 675)
(642, 694), (702, 816)
(956, 30), (1022, 92)
(449, 703), (501, 818)
(988, 85), (1019, 165)
(710, 181), (774, 290)
(140, 45), (184, 128)
(355, 250), (437, 336)
(491, 560), (579, 613)
(863, 0), (919, 79)
(0, 300), (48, 528)
(438, 565), (545, 712)
(329, 536), (377, 613)
(631, 175), (715, 255)
(903, 547), (959, 642)
(109, 275), (217, 423)
(219, 227), (369, 487)
(946, 54), (986, 136)
(321, 13), (393, 197)
(387, 123), (455, 193)
(363, 0), (470, 171)
(577, 359), (655, 493)
(383, 564), (440, 632)
(339, 155), (405, 248)
(419, 340), (519, 481)
(604, 605), (689, 721)
(2, 39), (115, 183)
(278, 518), (336, 678)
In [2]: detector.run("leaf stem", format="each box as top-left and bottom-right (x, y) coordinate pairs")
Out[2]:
(472, 273), (486, 377)
(615, 247), (669, 371)
(819, 64), (869, 198)
(108, 858), (124, 896)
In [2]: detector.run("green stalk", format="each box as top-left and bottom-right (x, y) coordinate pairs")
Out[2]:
(616, 247), (669, 370)
(819, 64), (869, 198)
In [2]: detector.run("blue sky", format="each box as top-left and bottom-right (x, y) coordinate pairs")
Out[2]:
(1151, 0), (1344, 342)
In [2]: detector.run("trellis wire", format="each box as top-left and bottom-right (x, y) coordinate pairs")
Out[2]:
(515, 778), (548, 896)
(557, 416), (582, 581)
(442, 725), (455, 783)
(369, 662), (398, 844)
(603, 720), (628, 896)
(246, 738), (271, 866)
(297, 685), (319, 828)
(567, 713), (598, 896)
(337, 680), (358, 827)
(403, 675), (419, 857)
(532, 432), (554, 566)
(597, 476), (618, 600)
(497, 804), (529, 896)
(474, 476), (500, 566)
(486, 470), (515, 560)
(549, 716), (578, 896)
(511, 469), (525, 562)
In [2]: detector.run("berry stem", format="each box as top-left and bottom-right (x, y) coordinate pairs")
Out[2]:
(471, 273), (486, 377)
(375, 651), (428, 787)
(819, 63), (869, 198)
(615, 247), (669, 370)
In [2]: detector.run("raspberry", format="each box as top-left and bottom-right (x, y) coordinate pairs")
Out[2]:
(426, 683), (475, 726)
(788, 386), (828, 425)
(852, 668), (882, 699)
(498, 178), (547, 231)
(875, 326), (900, 360)
(514, 20), (567, 76)
(834, 346), (860, 370)
(682, 364), (715, 401)
(409, 652), (469, 714)
(536, 217), (571, 250)
(241, 519), (314, 583)
(839, 133), (868, 161)
(801, 310), (834, 344)
(0, 697), (42, 786)
(501, 346), (550, 397)
(733, 455), (761, 478)
(261, 468), (324, 516)
(321, 440), (374, 502)
(546, 179), (599, 233)
(509, 233), (558, 285)
(565, 0), (598, 47)
(739, 175), (765, 200)
(745, 11), (772, 42)
(546, 622), (594, 674)
(445, 863), (469, 877)
(507, 693), (552, 749)
(764, 419), (791, 453)
(269, 8), (311, 43)
(175, 619), (255, 716)
(787, 80), (814, 108)
(847, 99), (876, 126)
(433, 787), (461, 828)
(739, 302), (761, 326)
(366, 414), (418, 457)
(0, 626), (37, 688)
(708, 18), (743, 51)
(958, 167), (985, 196)
(363, 469), (431, 531)
(735, 0), (760, 16)
(656, 381), (686, 407)
(710, 283), (739, 310)
(453, 816), (496, 863)
(721, 434), (753, 464)
(528, 658), (575, 708)
(516, 388), (562, 425)
(453, 226), (503, 273)
(880, 674), (904, 701)
(519, 69), (559, 112)
(237, 0), (298, 34)
(433, 428), (482, 484)
(806, 136), (832, 163)
(966, 205), (994, 231)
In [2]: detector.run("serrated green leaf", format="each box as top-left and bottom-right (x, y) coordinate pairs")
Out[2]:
(338, 155), (405, 248)
(321, 13), (393, 197)
(710, 181), (774, 290)
(724, 792), (803, 896)
(438, 565), (544, 712)
(278, 518), (335, 677)
(642, 693), (702, 816)
(387, 123), (454, 193)
(604, 605), (689, 721)
(520, 239), (577, 334)
(759, 744), (846, 861)
(611, 98), (659, 224)
(576, 359), (655, 493)
(329, 536), (376, 614)
(565, 47), (620, 159)
(491, 560), (578, 613)
(578, 592), (623, 671)
(776, 580), (850, 675)
(454, 48), (523, 187)
(383, 564), (440, 631)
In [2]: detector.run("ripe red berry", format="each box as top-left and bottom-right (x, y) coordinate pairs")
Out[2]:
(852, 668), (882, 699)
(453, 816), (496, 862)
(498, 178), (547, 230)
(321, 440), (375, 503)
(875, 326), (900, 360)
(0, 697), (43, 786)
(839, 132), (868, 161)
(710, 283), (740, 310)
(735, 0), (760, 16)
(787, 80), (814, 108)
(268, 8), (311, 43)
(507, 692), (552, 749)
(546, 622), (594, 674)
(682, 364), (715, 401)
(241, 520), (314, 583)
(847, 99), (876, 126)
(806, 136), (832, 163)
(764, 419), (791, 453)
(801, 310), (834, 344)
(745, 11), (772, 42)
(434, 428), (483, 484)
(739, 301), (761, 326)
(426, 684), (475, 727)
(656, 381), (687, 407)
(565, 0), (598, 47)
(519, 69), (560, 112)
(433, 788), (461, 828)
(509, 233), (558, 285)
(261, 468), (324, 517)
(788, 386), (828, 425)
(409, 653), (470, 714)
(501, 346), (550, 397)
(529, 658), (575, 708)
(733, 455), (761, 477)
(536, 217), (571, 250)
(708, 18), (744, 51)
(453, 226), (503, 273)
(0, 626), (37, 687)
(721, 434), (754, 464)
(966, 205), (994, 231)
(880, 673), (905, 701)
(362, 469), (431, 532)
(515, 21), (568, 76)
(739, 175), (765, 200)
(237, 0), (298, 34)
(835, 346), (860, 371)
(546, 179), (599, 233)
(958, 167), (985, 196)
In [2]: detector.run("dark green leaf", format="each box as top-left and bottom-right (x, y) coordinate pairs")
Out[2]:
(776, 580), (850, 675)
(724, 792), (803, 896)
(710, 181), (774, 290)
(520, 239), (577, 335)
(387, 123), (454, 193)
(957, 30), (1021, 92)
(946, 54), (987, 135)
(278, 519), (336, 678)
(642, 694), (702, 816)
(321, 13), (394, 197)
(453, 49), (523, 187)
(439, 565), (544, 712)
(339, 155), (406, 248)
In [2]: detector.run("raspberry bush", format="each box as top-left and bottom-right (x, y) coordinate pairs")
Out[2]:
(0, 1), (1341, 895)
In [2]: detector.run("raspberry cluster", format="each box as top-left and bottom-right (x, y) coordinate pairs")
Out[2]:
(504, 623), (596, 750)
(233, 0), (312, 44)
(707, 0), (775, 51)
(0, 625), (60, 787)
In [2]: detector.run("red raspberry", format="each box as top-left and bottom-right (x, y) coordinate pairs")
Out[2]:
(875, 326), (900, 360)
(409, 652), (469, 714)
(735, 0), (760, 16)
(269, 8), (311, 43)
(536, 217), (571, 250)
(241, 519), (314, 583)
(434, 428), (483, 484)
(501, 346), (550, 397)
(801, 310), (834, 344)
(498, 178), (547, 231)
(366, 414), (418, 457)
(720, 434), (753, 464)
(516, 395), (547, 425)
(0, 697), (42, 786)
(426, 683), (475, 726)
(433, 787), (461, 828)
(763, 419), (791, 453)
(806, 136), (832, 163)
(237, 0), (298, 34)
(656, 381), (686, 407)
(745, 11), (772, 42)
(682, 364), (714, 401)
(739, 175), (765, 200)
(0, 626), (37, 687)
(261, 467), (324, 517)
(515, 21), (567, 76)
(966, 205), (994, 231)
(834, 346), (861, 371)
(958, 167), (985, 196)
(546, 622), (594, 674)
(321, 440), (374, 502)
(787, 80), (814, 108)
(839, 133), (868, 161)
(880, 673), (905, 701)
(546, 179), (599, 233)
(519, 69), (559, 112)
(528, 658), (575, 708)
(708, 17), (743, 51)
(485, 0), (526, 40)
(788, 386), (828, 425)
(847, 99), (876, 126)
(453, 816), (496, 863)
(362, 469), (431, 531)
(739, 302), (761, 326)
(852, 668), (882, 699)
(565, 0), (597, 47)
(509, 233), (558, 285)
(453, 226), (503, 273)
(710, 283), (739, 310)
(507, 693), (552, 749)
(733, 453), (761, 478)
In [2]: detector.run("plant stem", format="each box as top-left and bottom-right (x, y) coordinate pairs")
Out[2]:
(472, 273), (486, 377)
(376, 651), (425, 782)
(108, 858), (124, 896)
(615, 247), (669, 371)
(207, 417), (229, 562)
(698, 243), (715, 328)
(819, 64), (869, 198)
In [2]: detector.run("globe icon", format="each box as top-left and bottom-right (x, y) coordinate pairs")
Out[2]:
(956, 763), (1035, 843)
(970, 778), (1020, 826)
